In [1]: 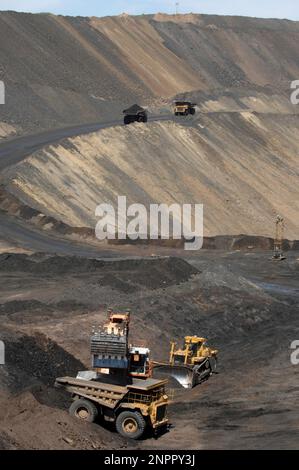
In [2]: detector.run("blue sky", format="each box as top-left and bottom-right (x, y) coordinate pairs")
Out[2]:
(0, 1), (298, 20)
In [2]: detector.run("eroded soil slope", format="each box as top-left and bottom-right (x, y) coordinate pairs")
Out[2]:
(2, 113), (299, 238)
(0, 12), (299, 134)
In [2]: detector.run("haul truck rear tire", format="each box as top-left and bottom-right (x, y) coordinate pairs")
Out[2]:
(124, 115), (132, 125)
(69, 398), (98, 423)
(116, 411), (146, 440)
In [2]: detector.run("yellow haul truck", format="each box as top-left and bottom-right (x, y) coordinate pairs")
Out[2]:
(174, 101), (196, 116)
(55, 375), (169, 439)
(55, 310), (169, 439)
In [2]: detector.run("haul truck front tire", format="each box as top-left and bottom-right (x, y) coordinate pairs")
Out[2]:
(69, 398), (98, 423)
(116, 410), (146, 440)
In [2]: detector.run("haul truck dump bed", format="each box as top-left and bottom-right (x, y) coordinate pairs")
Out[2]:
(55, 376), (169, 439)
(123, 104), (148, 125)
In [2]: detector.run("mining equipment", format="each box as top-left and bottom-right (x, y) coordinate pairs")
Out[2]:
(272, 215), (286, 261)
(174, 101), (196, 116)
(154, 336), (218, 389)
(123, 104), (148, 125)
(55, 309), (169, 440)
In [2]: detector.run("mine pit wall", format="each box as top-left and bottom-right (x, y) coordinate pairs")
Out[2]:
(0, 186), (94, 239)
(107, 235), (299, 251)
(1, 116), (299, 240)
(0, 185), (298, 251)
(1, 12), (299, 135)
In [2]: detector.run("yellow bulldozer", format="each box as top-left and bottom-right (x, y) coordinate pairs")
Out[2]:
(154, 336), (218, 388)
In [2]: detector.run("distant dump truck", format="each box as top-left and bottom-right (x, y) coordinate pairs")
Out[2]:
(123, 104), (148, 125)
(174, 101), (196, 116)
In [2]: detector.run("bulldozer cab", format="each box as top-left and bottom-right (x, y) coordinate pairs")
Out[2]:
(170, 336), (206, 365)
(189, 340), (202, 355)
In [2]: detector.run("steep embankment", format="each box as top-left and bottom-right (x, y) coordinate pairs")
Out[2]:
(0, 122), (18, 140)
(0, 12), (299, 134)
(0, 12), (298, 240)
(93, 13), (299, 90)
(1, 112), (299, 238)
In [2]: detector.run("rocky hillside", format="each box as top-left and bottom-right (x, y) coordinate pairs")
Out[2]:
(0, 12), (299, 133)
(2, 111), (299, 238)
(0, 11), (298, 239)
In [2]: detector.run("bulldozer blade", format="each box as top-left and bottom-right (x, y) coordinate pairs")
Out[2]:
(169, 367), (194, 389)
(154, 364), (194, 389)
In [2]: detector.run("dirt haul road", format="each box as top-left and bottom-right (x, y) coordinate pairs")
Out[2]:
(2, 113), (299, 242)
(0, 114), (170, 171)
(0, 115), (170, 254)
(0, 120), (124, 254)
